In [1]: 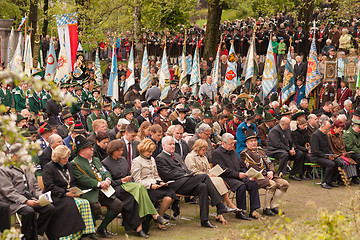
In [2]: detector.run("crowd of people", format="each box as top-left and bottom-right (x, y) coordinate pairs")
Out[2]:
(1, 2), (360, 240)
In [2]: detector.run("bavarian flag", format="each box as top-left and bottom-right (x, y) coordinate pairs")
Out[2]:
(305, 38), (321, 97)
(223, 42), (237, 96)
(281, 49), (295, 103)
(262, 37), (277, 97)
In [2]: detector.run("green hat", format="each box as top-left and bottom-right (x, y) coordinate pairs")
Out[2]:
(81, 102), (90, 110)
(233, 110), (243, 119)
(204, 111), (214, 119)
(270, 93), (278, 102)
(123, 108), (134, 116)
(224, 102), (234, 112)
(62, 110), (72, 120)
(28, 125), (38, 135)
(254, 105), (264, 116)
(16, 114), (26, 123)
(177, 94), (187, 100)
(244, 128), (259, 141)
(94, 83), (101, 89)
(192, 101), (201, 109)
(81, 78), (89, 85)
(170, 80), (177, 85)
(280, 107), (291, 116)
(113, 102), (122, 109)
(158, 104), (169, 113)
(75, 135), (93, 153)
(291, 110), (307, 120)
(91, 102), (102, 110)
(74, 85), (82, 91)
(39, 122), (53, 134)
(263, 111), (276, 122)
(254, 95), (261, 104)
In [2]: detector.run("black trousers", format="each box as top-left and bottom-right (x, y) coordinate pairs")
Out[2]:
(17, 204), (55, 240)
(271, 150), (304, 175)
(311, 157), (343, 183)
(90, 192), (123, 220)
(235, 179), (260, 211)
(350, 153), (360, 176)
(0, 202), (10, 232)
(176, 174), (223, 222)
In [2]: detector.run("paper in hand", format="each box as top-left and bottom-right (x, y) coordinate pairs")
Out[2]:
(246, 167), (265, 180)
(38, 191), (53, 207)
(209, 164), (225, 177)
(68, 187), (84, 195)
(101, 185), (115, 198)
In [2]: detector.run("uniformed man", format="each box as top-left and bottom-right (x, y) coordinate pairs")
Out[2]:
(227, 110), (242, 138)
(27, 88), (42, 115)
(13, 82), (28, 112)
(86, 103), (106, 132)
(0, 83), (12, 111)
(81, 79), (95, 103)
(124, 84), (142, 103)
(70, 85), (83, 115)
(107, 102), (123, 129)
(153, 104), (170, 133)
(123, 107), (139, 128)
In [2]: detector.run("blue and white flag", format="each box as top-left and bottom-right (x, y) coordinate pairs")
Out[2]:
(17, 16), (27, 31)
(305, 38), (321, 97)
(107, 45), (119, 102)
(243, 34), (258, 81)
(262, 38), (278, 97)
(140, 47), (151, 94)
(223, 42), (237, 96)
(179, 37), (188, 85)
(45, 39), (58, 80)
(124, 46), (135, 94)
(281, 49), (295, 103)
(7, 27), (14, 68)
(179, 55), (192, 75)
(94, 49), (102, 85)
(159, 46), (171, 100)
(189, 47), (200, 95)
(11, 32), (23, 73)
(211, 42), (221, 89)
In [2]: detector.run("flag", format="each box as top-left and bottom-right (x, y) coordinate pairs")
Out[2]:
(107, 45), (119, 102)
(17, 16), (27, 31)
(54, 43), (71, 83)
(94, 49), (102, 85)
(179, 36), (188, 85)
(45, 39), (58, 80)
(32, 37), (44, 77)
(24, 35), (33, 77)
(124, 45), (135, 93)
(243, 34), (258, 81)
(10, 32), (23, 73)
(262, 37), (278, 97)
(159, 46), (171, 100)
(140, 47), (150, 94)
(223, 42), (237, 96)
(189, 47), (200, 95)
(305, 38), (321, 97)
(356, 59), (360, 88)
(7, 27), (14, 68)
(55, 12), (78, 72)
(281, 49), (295, 103)
(211, 42), (221, 89)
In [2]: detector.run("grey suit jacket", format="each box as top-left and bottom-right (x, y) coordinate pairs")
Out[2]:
(120, 137), (140, 167)
(0, 166), (42, 214)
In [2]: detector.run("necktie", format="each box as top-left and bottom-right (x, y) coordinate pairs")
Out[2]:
(171, 154), (175, 160)
(128, 142), (132, 169)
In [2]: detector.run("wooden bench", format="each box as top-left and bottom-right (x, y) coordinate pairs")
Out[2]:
(304, 163), (324, 185)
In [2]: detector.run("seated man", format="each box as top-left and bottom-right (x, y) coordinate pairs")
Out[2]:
(150, 124), (163, 158)
(266, 117), (304, 180)
(71, 135), (123, 238)
(188, 123), (214, 161)
(212, 133), (261, 220)
(342, 119), (360, 180)
(240, 129), (289, 216)
(87, 119), (108, 144)
(0, 144), (55, 239)
(0, 201), (11, 233)
(39, 134), (63, 170)
(310, 120), (343, 189)
(155, 136), (236, 228)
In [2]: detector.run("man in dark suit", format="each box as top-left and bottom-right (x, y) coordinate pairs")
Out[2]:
(173, 125), (190, 160)
(57, 110), (73, 139)
(150, 124), (163, 158)
(120, 124), (140, 169)
(39, 134), (63, 170)
(338, 99), (353, 120)
(137, 107), (152, 126)
(317, 82), (335, 108)
(266, 117), (305, 180)
(155, 136), (236, 228)
(293, 56), (306, 81)
(211, 133), (261, 220)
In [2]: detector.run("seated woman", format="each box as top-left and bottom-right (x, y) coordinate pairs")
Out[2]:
(132, 139), (177, 223)
(136, 121), (151, 142)
(102, 140), (168, 238)
(93, 131), (109, 161)
(184, 139), (239, 224)
(42, 145), (96, 239)
(327, 120), (358, 184)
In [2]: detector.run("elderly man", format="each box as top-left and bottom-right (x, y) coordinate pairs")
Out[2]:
(188, 123), (214, 161)
(199, 75), (217, 102)
(212, 133), (261, 220)
(240, 129), (289, 216)
(267, 117), (305, 180)
(306, 114), (319, 139)
(39, 134), (63, 170)
(0, 144), (55, 239)
(108, 119), (130, 141)
(310, 120), (343, 189)
(155, 136), (236, 228)
(187, 108), (202, 134)
(137, 107), (151, 126)
(298, 98), (310, 115)
(120, 124), (140, 168)
(339, 99), (352, 120)
(87, 119), (108, 143)
(71, 135), (123, 238)
(173, 125), (190, 160)
(343, 119), (360, 183)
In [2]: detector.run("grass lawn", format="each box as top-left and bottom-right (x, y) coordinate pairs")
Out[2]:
(104, 180), (356, 239)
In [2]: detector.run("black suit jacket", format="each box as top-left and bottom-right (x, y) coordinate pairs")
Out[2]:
(293, 62), (306, 81)
(155, 151), (192, 191)
(211, 146), (247, 191)
(137, 115), (151, 126)
(57, 124), (70, 139)
(39, 146), (53, 170)
(266, 124), (294, 156)
(174, 139), (190, 160)
(108, 127), (119, 141)
(120, 137), (139, 167)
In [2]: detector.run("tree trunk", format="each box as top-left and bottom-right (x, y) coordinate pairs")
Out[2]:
(29, 0), (38, 51)
(133, 0), (143, 64)
(204, 0), (223, 60)
(42, 0), (49, 37)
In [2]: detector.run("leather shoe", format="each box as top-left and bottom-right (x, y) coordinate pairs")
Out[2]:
(81, 233), (98, 240)
(328, 182), (339, 187)
(351, 177), (360, 184)
(154, 215), (168, 225)
(136, 230), (149, 238)
(96, 229), (111, 238)
(217, 205), (237, 215)
(320, 182), (332, 189)
(263, 208), (275, 216)
(201, 220), (217, 228)
(163, 213), (176, 220)
(289, 175), (302, 181)
(270, 207), (285, 215)
(235, 211), (251, 221)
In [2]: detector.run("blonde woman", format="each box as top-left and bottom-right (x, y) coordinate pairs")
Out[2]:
(42, 145), (96, 239)
(136, 121), (152, 142)
(184, 139), (239, 224)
